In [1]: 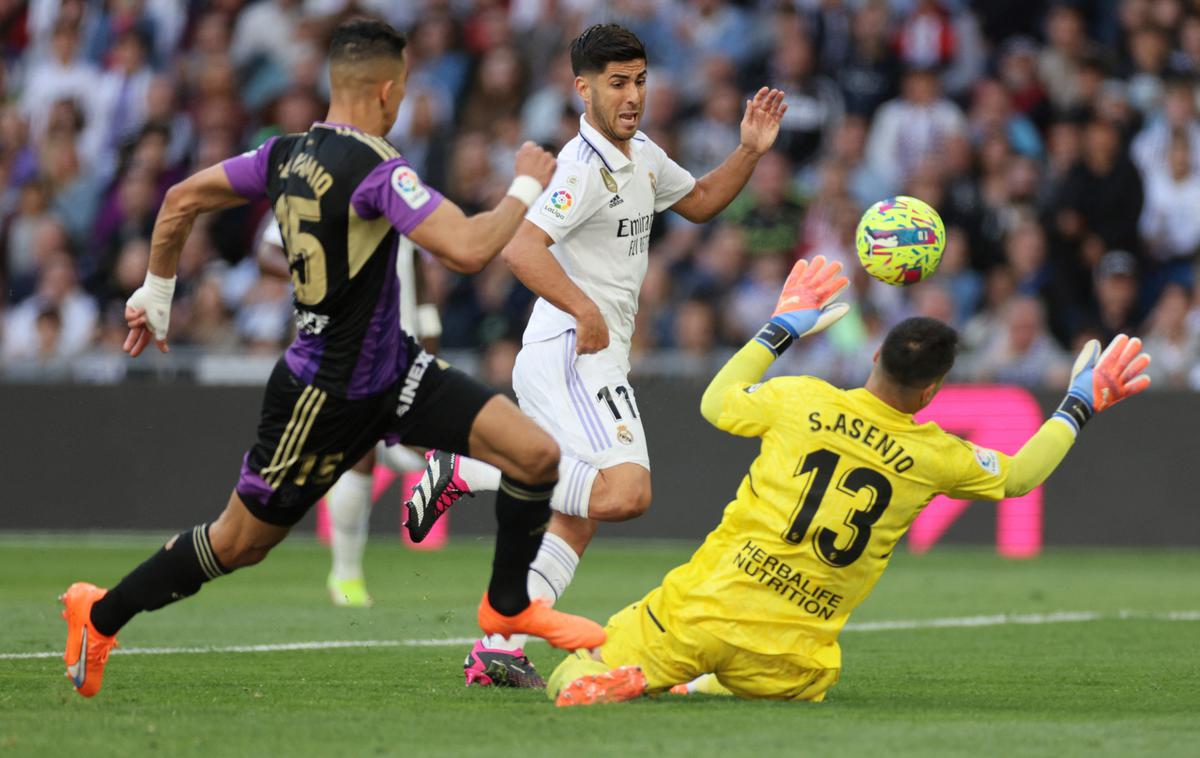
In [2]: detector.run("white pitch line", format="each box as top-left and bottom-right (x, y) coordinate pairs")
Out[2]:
(3, 611), (1197, 662)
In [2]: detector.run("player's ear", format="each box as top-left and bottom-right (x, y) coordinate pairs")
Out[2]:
(575, 75), (591, 106)
(919, 377), (945, 409)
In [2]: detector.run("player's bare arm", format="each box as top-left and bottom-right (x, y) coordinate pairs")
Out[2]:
(124, 164), (249, 358)
(670, 87), (787, 223)
(407, 141), (555, 275)
(502, 221), (609, 354)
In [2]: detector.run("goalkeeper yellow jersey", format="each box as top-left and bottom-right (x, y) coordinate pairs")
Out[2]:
(657, 375), (1018, 670)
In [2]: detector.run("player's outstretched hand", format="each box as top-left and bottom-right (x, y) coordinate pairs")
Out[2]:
(740, 87), (787, 156)
(514, 141), (556, 188)
(769, 255), (850, 340)
(1070, 334), (1152, 412)
(1055, 334), (1151, 431)
(123, 275), (174, 358)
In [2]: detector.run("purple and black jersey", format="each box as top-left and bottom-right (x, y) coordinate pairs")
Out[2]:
(222, 122), (444, 399)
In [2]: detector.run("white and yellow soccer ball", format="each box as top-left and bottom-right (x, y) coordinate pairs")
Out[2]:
(855, 196), (946, 286)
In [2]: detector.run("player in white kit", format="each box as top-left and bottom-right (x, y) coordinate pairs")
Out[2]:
(259, 219), (441, 607)
(405, 24), (787, 687)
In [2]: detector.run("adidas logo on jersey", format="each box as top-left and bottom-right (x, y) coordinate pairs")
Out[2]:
(608, 194), (624, 208)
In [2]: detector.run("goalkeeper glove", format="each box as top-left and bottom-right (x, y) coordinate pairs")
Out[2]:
(755, 255), (850, 356)
(1054, 334), (1151, 432)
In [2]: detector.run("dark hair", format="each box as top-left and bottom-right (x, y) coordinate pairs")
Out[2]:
(329, 18), (407, 65)
(570, 24), (646, 76)
(880, 317), (958, 389)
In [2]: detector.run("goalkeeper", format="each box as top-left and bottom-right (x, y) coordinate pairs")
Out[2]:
(548, 255), (1152, 706)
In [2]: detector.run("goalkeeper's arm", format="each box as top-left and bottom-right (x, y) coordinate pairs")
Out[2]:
(1003, 334), (1152, 497)
(701, 256), (849, 426)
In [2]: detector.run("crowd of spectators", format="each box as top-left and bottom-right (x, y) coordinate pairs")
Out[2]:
(2, 0), (1200, 391)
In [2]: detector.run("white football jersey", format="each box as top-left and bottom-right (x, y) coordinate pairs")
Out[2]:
(523, 115), (696, 357)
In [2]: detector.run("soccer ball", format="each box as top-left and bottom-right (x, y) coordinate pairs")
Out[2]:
(855, 196), (946, 286)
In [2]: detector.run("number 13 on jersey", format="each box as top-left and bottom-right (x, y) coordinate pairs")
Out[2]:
(786, 449), (893, 568)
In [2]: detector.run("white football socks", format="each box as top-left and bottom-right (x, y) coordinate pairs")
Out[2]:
(454, 454), (597, 519)
(483, 531), (580, 652)
(454, 454), (502, 491)
(327, 470), (373, 581)
(379, 443), (426, 473)
(554, 456), (598, 518)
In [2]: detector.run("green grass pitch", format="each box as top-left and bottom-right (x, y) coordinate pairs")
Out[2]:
(1, 535), (1198, 757)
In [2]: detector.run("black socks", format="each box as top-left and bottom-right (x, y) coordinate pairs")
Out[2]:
(90, 524), (229, 636)
(488, 475), (554, 616)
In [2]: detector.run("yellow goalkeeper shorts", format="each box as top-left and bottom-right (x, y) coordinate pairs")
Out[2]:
(597, 586), (840, 702)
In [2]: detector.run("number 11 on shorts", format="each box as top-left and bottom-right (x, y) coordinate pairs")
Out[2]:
(596, 385), (638, 421)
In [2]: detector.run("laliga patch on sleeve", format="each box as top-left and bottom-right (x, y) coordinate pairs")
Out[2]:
(391, 166), (431, 209)
(972, 445), (1000, 476)
(540, 186), (576, 222)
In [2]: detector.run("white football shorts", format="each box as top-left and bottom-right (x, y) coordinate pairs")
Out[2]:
(512, 330), (650, 472)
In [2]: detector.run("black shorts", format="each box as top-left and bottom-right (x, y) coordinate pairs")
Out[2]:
(236, 337), (497, 526)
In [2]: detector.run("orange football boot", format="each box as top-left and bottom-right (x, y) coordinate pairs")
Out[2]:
(60, 582), (118, 697)
(555, 666), (648, 707)
(477, 593), (606, 650)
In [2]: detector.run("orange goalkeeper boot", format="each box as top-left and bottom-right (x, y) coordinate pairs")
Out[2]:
(60, 582), (119, 697)
(555, 666), (648, 707)
(477, 593), (605, 651)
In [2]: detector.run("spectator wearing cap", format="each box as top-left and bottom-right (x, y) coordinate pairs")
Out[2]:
(1090, 250), (1142, 343)
(1139, 131), (1200, 291)
(865, 67), (966, 192)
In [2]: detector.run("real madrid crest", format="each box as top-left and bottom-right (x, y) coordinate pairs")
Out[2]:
(648, 170), (656, 194)
(616, 424), (635, 445)
(600, 166), (618, 193)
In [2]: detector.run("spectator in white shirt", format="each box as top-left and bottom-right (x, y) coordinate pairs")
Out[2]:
(1139, 131), (1200, 289)
(865, 67), (966, 192)
(1131, 79), (1200, 179)
(19, 21), (98, 141)
(1, 251), (97, 361)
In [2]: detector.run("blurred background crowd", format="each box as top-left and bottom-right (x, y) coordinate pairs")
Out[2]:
(2, 0), (1200, 391)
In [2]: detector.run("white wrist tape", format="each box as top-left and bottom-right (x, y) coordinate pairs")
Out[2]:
(145, 271), (176, 301)
(506, 175), (544, 208)
(416, 303), (442, 339)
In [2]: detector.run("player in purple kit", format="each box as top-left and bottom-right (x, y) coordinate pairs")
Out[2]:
(58, 19), (604, 699)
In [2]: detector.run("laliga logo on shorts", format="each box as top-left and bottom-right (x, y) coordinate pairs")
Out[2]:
(550, 190), (573, 210)
(616, 424), (634, 445)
